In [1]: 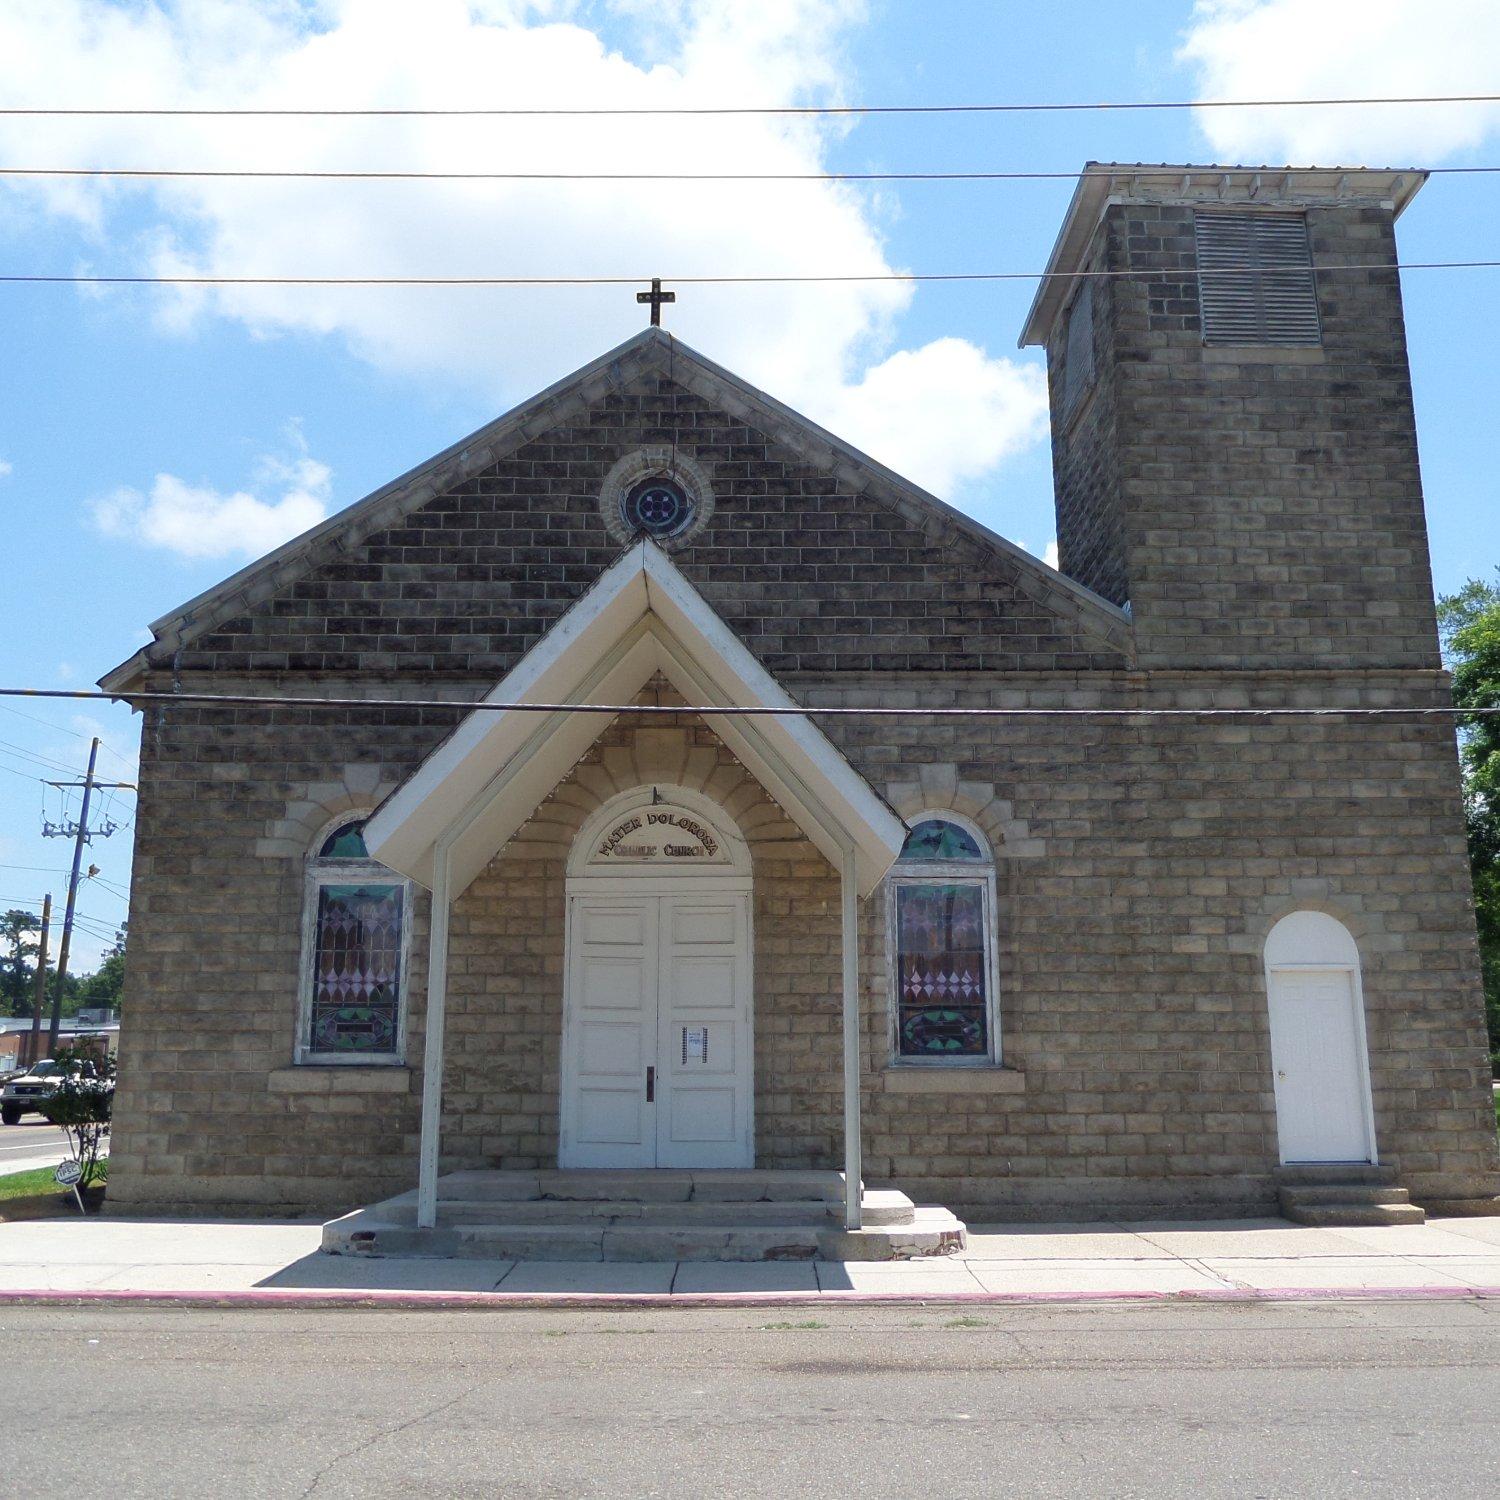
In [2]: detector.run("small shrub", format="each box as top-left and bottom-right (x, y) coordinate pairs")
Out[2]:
(39, 1045), (115, 1190)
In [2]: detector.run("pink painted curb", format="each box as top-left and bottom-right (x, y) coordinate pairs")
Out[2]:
(0, 1284), (1495, 1312)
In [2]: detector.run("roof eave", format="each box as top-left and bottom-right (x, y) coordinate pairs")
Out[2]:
(96, 327), (680, 692)
(1018, 163), (1430, 349)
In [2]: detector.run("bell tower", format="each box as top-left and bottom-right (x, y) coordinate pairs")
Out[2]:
(1020, 165), (1440, 671)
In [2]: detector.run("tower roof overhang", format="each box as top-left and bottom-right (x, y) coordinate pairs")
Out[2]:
(362, 539), (908, 899)
(1018, 162), (1428, 349)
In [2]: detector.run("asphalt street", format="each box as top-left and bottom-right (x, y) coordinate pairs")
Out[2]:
(2, 1300), (1497, 1498)
(0, 1121), (70, 1174)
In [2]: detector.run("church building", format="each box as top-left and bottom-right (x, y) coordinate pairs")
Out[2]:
(102, 166), (1500, 1249)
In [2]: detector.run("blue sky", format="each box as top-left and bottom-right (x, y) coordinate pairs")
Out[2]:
(1, 0), (1497, 969)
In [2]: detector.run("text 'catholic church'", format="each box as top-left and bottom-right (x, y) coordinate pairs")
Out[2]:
(104, 166), (1500, 1249)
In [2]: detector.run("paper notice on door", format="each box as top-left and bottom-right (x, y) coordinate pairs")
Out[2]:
(681, 1026), (709, 1066)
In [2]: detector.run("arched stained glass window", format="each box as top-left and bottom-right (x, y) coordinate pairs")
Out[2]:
(901, 818), (984, 862)
(319, 821), (371, 860)
(298, 819), (408, 1063)
(888, 816), (998, 1064)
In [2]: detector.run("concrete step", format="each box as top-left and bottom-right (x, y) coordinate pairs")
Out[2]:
(322, 1198), (960, 1263)
(1273, 1165), (1397, 1188)
(1278, 1185), (1412, 1209)
(1274, 1165), (1425, 1225)
(431, 1169), (849, 1205)
(371, 1194), (914, 1230)
(1281, 1202), (1426, 1227)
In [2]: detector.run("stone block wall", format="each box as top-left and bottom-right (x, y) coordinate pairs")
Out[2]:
(168, 376), (1122, 682)
(1046, 251), (1129, 608)
(109, 667), (1500, 1218)
(1045, 197), (1442, 671)
(103, 343), (1496, 1220)
(810, 670), (1498, 1214)
(106, 699), (441, 1213)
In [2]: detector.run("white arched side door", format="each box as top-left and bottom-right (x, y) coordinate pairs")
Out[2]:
(1263, 911), (1377, 1165)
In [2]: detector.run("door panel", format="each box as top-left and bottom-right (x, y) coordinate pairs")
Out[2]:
(563, 888), (751, 1169)
(671, 904), (737, 945)
(656, 894), (752, 1168)
(666, 1086), (738, 1145)
(561, 897), (658, 1167)
(578, 1021), (642, 1075)
(668, 955), (737, 1011)
(579, 956), (649, 1009)
(1268, 967), (1372, 1163)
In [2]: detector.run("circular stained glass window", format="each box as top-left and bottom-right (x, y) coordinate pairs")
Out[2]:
(621, 476), (694, 540)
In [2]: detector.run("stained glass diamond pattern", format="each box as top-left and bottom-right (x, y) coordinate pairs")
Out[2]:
(310, 883), (403, 1053)
(895, 881), (989, 1058)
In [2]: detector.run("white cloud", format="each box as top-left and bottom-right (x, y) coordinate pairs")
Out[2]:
(68, 714), (140, 780)
(818, 338), (1047, 496)
(1178, 1), (1500, 164)
(0, 0), (1044, 503)
(92, 450), (332, 562)
(0, 459), (12, 478)
(1044, 540), (1059, 570)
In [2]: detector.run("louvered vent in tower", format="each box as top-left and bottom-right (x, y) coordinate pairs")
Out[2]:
(1061, 281), (1096, 417)
(1194, 211), (1321, 346)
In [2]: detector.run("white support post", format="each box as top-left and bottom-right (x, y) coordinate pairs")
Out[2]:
(841, 846), (863, 1231)
(416, 841), (453, 1230)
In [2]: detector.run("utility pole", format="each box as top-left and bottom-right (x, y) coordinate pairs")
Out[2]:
(26, 894), (50, 1071)
(41, 739), (132, 1056)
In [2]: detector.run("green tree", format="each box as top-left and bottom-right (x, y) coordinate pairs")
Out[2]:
(0, 909), (39, 1016)
(1438, 571), (1500, 1074)
(73, 925), (127, 1015)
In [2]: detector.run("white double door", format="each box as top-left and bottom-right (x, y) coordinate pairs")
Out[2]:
(1266, 966), (1375, 1164)
(560, 885), (753, 1169)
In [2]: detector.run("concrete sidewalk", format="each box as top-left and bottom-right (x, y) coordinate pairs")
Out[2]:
(0, 1214), (1498, 1305)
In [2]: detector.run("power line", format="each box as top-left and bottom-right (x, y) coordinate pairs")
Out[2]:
(0, 748), (66, 781)
(4, 165), (1497, 183)
(0, 902), (121, 945)
(3, 260), (1494, 289)
(0, 737), (84, 776)
(0, 705), (139, 774)
(0, 685), (1487, 722)
(4, 93), (1498, 118)
(0, 866), (131, 904)
(0, 760), (47, 786)
(0, 702), (127, 752)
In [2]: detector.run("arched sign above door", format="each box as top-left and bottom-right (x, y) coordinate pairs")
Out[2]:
(569, 788), (751, 879)
(590, 805), (729, 867)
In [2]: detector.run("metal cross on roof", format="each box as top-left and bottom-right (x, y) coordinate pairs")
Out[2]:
(636, 277), (676, 326)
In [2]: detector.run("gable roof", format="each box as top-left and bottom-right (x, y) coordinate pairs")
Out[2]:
(100, 326), (1129, 692)
(363, 538), (909, 899)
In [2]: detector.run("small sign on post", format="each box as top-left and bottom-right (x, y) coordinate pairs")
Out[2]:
(55, 1158), (85, 1214)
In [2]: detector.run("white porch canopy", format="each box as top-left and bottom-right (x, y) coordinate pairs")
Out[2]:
(363, 539), (908, 1231)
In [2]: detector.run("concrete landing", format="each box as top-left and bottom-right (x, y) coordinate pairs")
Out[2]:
(322, 1170), (967, 1262)
(1276, 1166), (1426, 1227)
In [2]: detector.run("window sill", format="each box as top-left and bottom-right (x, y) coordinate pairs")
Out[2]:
(1201, 344), (1325, 365)
(268, 1066), (412, 1095)
(880, 1066), (1026, 1096)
